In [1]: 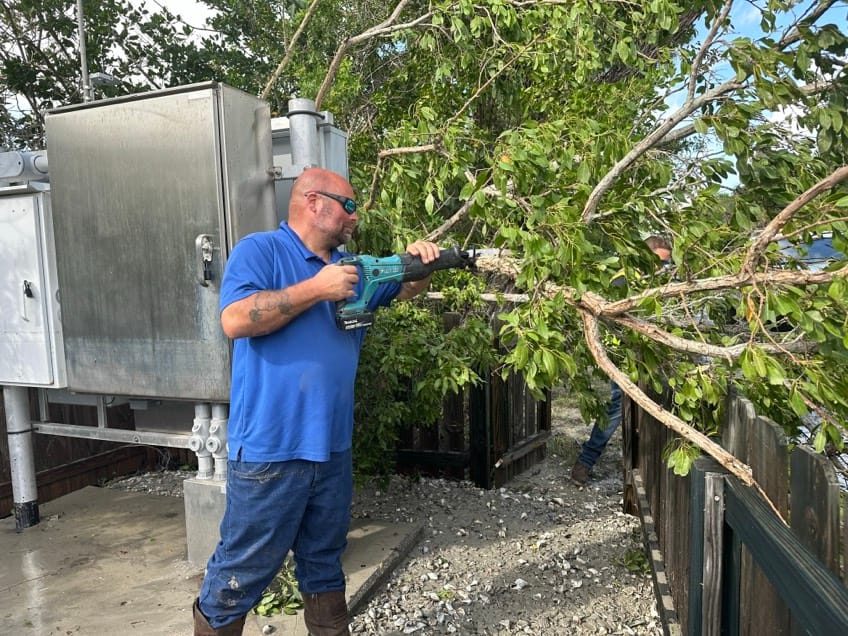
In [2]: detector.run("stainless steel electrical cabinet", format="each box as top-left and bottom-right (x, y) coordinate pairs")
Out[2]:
(45, 82), (275, 401)
(0, 186), (66, 387)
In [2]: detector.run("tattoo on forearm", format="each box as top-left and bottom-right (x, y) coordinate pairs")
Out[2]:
(248, 291), (293, 323)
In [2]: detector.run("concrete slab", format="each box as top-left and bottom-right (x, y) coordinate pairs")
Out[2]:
(0, 486), (422, 636)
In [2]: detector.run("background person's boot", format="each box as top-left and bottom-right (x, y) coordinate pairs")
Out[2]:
(302, 590), (350, 636)
(570, 461), (590, 486)
(193, 599), (246, 636)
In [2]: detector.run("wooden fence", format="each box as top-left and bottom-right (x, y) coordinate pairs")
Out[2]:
(395, 313), (551, 489)
(623, 388), (848, 635)
(395, 364), (551, 489)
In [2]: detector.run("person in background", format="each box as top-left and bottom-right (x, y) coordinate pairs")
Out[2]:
(571, 235), (671, 486)
(193, 167), (441, 636)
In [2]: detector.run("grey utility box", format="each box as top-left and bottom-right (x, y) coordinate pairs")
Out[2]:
(271, 112), (348, 222)
(44, 82), (276, 401)
(0, 185), (66, 387)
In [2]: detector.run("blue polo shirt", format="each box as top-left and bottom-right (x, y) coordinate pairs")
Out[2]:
(219, 222), (400, 462)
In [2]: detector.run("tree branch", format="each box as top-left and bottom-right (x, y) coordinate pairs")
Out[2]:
(580, 77), (742, 222)
(599, 264), (848, 317)
(579, 306), (754, 485)
(586, 299), (816, 360)
(314, 1), (433, 110)
(580, 0), (834, 223)
(425, 183), (501, 242)
(364, 143), (440, 211)
(260, 0), (321, 100)
(687, 0), (733, 102)
(580, 306), (788, 522)
(742, 165), (848, 274)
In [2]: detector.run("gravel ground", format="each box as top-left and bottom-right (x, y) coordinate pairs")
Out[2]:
(107, 390), (662, 635)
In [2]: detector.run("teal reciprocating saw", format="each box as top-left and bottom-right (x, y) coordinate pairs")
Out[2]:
(335, 246), (475, 330)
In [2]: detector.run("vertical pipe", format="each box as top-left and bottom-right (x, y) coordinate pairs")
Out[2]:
(207, 403), (229, 481)
(188, 403), (213, 479)
(288, 97), (321, 171)
(4, 385), (39, 530)
(76, 0), (92, 102)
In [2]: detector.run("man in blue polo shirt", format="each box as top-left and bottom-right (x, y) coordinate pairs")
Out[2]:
(193, 167), (440, 635)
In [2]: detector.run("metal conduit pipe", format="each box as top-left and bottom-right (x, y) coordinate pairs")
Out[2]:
(207, 403), (229, 481)
(3, 385), (39, 530)
(188, 403), (213, 480)
(0, 150), (49, 184)
(287, 97), (321, 170)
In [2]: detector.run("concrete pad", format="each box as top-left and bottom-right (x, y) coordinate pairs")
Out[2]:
(0, 486), (422, 636)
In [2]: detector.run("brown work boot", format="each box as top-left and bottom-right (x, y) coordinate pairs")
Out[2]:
(193, 598), (246, 636)
(571, 461), (590, 486)
(302, 589), (350, 635)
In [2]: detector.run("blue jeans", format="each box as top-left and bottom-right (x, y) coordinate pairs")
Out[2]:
(577, 381), (622, 469)
(198, 449), (353, 628)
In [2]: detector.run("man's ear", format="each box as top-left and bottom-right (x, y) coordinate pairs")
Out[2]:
(302, 191), (318, 214)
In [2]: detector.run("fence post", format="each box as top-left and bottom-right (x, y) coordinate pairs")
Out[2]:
(468, 376), (492, 489)
(621, 391), (639, 516)
(687, 457), (727, 636)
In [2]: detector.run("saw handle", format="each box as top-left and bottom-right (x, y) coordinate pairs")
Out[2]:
(399, 246), (471, 282)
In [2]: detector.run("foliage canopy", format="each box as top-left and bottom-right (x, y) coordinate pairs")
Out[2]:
(2, 0), (847, 481)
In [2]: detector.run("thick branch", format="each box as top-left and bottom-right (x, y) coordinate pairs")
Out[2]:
(425, 183), (499, 242)
(576, 292), (815, 360)
(579, 306), (753, 484)
(742, 165), (848, 273)
(580, 77), (741, 222)
(601, 264), (848, 317)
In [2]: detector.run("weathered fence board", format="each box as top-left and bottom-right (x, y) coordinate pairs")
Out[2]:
(687, 457), (727, 636)
(746, 416), (791, 636)
(628, 390), (847, 636)
(621, 393), (639, 515)
(844, 494), (848, 584)
(790, 445), (840, 576)
(844, 494), (848, 585)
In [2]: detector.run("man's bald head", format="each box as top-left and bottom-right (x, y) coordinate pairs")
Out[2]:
(287, 167), (357, 257)
(291, 168), (352, 206)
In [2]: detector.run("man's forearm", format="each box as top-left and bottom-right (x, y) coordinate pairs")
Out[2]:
(221, 278), (322, 338)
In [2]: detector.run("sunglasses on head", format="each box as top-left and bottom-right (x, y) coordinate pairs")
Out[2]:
(307, 190), (357, 214)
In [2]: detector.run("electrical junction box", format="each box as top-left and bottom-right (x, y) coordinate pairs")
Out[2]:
(271, 113), (349, 222)
(44, 82), (275, 401)
(0, 185), (66, 387)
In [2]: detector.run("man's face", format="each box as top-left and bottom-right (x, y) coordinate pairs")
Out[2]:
(654, 248), (671, 263)
(314, 184), (358, 248)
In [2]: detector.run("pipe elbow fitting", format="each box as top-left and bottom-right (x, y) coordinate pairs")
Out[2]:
(188, 435), (209, 454)
(205, 435), (223, 455)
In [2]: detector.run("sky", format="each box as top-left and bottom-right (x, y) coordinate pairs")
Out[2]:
(138, 0), (214, 29)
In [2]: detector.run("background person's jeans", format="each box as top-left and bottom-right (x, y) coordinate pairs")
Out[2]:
(198, 449), (352, 628)
(577, 381), (622, 469)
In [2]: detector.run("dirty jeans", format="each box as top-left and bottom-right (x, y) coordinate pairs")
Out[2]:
(577, 381), (622, 470)
(198, 450), (352, 628)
